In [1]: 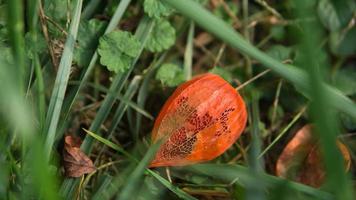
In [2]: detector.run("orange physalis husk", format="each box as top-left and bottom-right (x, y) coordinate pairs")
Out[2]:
(150, 73), (248, 167)
(276, 124), (351, 188)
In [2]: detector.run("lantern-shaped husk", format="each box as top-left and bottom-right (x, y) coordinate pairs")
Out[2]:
(150, 73), (247, 167)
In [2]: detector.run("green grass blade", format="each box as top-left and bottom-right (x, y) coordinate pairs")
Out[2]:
(135, 53), (167, 139)
(84, 129), (135, 160)
(184, 21), (194, 80)
(60, 16), (154, 200)
(91, 175), (114, 200)
(94, 76), (142, 162)
(295, 1), (353, 199)
(146, 169), (198, 200)
(43, 0), (83, 159)
(107, 76), (142, 138)
(61, 0), (132, 129)
(68, 81), (153, 120)
(161, 0), (356, 120)
(116, 143), (161, 200)
(28, 0), (45, 130)
(29, 140), (60, 200)
(258, 107), (306, 159)
(83, 129), (197, 200)
(0, 64), (34, 144)
(81, 16), (154, 154)
(246, 93), (265, 200)
(6, 0), (26, 92)
(183, 164), (333, 200)
(81, 0), (101, 19)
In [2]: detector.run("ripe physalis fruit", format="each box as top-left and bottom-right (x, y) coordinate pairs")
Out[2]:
(276, 124), (351, 188)
(150, 73), (248, 167)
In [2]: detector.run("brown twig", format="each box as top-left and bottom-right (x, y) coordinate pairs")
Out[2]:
(270, 79), (283, 128)
(213, 43), (226, 66)
(235, 69), (271, 90)
(220, 0), (241, 28)
(254, 0), (283, 19)
(44, 15), (68, 36)
(39, 0), (58, 69)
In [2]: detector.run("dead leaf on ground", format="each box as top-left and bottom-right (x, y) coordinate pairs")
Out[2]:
(276, 124), (351, 188)
(63, 135), (96, 177)
(194, 32), (214, 47)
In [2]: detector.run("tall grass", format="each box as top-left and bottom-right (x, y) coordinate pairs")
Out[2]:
(0, 0), (354, 199)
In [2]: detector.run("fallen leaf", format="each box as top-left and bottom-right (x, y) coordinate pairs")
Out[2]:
(276, 124), (351, 187)
(150, 73), (248, 167)
(63, 135), (96, 177)
(194, 32), (213, 47)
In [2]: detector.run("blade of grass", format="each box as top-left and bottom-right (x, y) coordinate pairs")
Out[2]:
(43, 0), (83, 160)
(6, 0), (26, 92)
(68, 81), (153, 120)
(135, 53), (167, 140)
(60, 17), (154, 199)
(91, 175), (113, 200)
(161, 0), (356, 120)
(94, 76), (142, 163)
(0, 62), (34, 143)
(27, 2), (60, 198)
(258, 106), (306, 159)
(84, 129), (197, 200)
(270, 79), (283, 127)
(246, 92), (265, 200)
(116, 142), (161, 200)
(61, 0), (132, 124)
(81, 0), (101, 19)
(28, 0), (46, 130)
(295, 1), (353, 199)
(146, 169), (197, 200)
(29, 140), (60, 200)
(184, 21), (194, 80)
(183, 164), (333, 200)
(106, 76), (142, 138)
(81, 16), (154, 154)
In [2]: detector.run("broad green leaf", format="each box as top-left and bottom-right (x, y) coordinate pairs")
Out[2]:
(332, 67), (356, 96)
(145, 19), (175, 52)
(156, 63), (184, 87)
(317, 0), (354, 32)
(74, 19), (106, 67)
(317, 0), (341, 31)
(98, 31), (141, 73)
(144, 0), (173, 19)
(329, 27), (356, 56)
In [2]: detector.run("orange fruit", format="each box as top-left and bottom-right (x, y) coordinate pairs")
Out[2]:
(150, 73), (248, 167)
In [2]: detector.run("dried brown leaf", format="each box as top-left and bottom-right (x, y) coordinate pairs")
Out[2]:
(63, 135), (96, 177)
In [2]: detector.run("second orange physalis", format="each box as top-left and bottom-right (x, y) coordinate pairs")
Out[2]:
(276, 124), (351, 187)
(150, 73), (248, 167)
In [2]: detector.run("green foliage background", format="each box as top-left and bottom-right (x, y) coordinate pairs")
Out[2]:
(0, 0), (355, 199)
